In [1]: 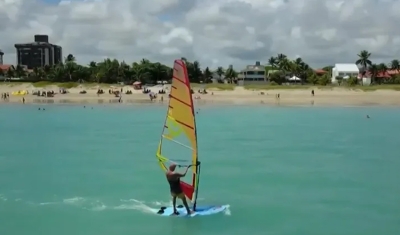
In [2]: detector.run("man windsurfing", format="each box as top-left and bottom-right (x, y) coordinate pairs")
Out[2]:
(166, 164), (192, 215)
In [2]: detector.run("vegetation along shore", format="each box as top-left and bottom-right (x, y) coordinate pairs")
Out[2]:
(1, 51), (400, 106)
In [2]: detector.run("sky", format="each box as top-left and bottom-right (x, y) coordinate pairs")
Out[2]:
(1, 0), (400, 70)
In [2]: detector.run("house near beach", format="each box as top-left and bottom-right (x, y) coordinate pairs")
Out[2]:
(358, 69), (399, 84)
(331, 63), (359, 83)
(237, 61), (266, 85)
(0, 65), (14, 71)
(0, 64), (16, 81)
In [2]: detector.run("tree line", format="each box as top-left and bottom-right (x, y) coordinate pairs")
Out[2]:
(0, 51), (399, 85)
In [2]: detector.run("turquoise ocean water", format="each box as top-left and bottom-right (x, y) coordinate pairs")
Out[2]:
(0, 104), (399, 235)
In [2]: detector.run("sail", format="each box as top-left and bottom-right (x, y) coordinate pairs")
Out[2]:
(156, 59), (199, 203)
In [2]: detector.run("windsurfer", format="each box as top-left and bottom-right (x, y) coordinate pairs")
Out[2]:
(166, 164), (192, 215)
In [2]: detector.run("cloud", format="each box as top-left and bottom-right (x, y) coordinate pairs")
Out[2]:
(0, 0), (399, 69)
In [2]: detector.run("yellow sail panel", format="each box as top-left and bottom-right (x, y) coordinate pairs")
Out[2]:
(169, 60), (198, 185)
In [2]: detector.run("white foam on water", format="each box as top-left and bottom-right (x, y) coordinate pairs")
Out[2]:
(39, 201), (59, 205)
(0, 194), (7, 201)
(114, 198), (156, 214)
(88, 200), (107, 211)
(223, 204), (231, 216)
(37, 197), (106, 211)
(88, 204), (107, 211)
(63, 197), (85, 205)
(151, 200), (172, 206)
(92, 204), (106, 211)
(120, 198), (144, 203)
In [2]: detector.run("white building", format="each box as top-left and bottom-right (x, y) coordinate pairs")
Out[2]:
(331, 63), (359, 83)
(237, 61), (266, 85)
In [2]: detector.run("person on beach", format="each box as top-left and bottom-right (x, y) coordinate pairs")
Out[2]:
(166, 164), (192, 215)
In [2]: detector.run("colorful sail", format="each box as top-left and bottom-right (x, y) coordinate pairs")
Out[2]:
(156, 59), (199, 203)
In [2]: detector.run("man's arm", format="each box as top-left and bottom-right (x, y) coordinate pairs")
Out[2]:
(173, 166), (190, 178)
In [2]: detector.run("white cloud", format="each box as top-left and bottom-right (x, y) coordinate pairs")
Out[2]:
(0, 0), (399, 69)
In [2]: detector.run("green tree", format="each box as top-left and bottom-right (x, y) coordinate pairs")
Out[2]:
(347, 76), (358, 86)
(335, 76), (343, 86)
(216, 67), (224, 82)
(203, 67), (213, 83)
(14, 65), (26, 78)
(224, 67), (237, 84)
(307, 74), (318, 85)
(390, 59), (400, 71)
(356, 50), (372, 70)
(317, 74), (330, 86)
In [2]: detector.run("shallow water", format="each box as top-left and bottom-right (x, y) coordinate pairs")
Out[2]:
(0, 104), (399, 235)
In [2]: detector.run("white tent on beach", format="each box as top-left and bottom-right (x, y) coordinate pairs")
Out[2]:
(289, 76), (301, 81)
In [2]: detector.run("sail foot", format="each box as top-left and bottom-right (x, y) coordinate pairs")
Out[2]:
(180, 181), (194, 200)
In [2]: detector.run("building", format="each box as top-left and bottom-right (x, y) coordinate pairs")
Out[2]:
(0, 65), (14, 80)
(314, 69), (327, 76)
(237, 61), (266, 85)
(14, 35), (62, 69)
(0, 50), (3, 65)
(331, 63), (359, 83)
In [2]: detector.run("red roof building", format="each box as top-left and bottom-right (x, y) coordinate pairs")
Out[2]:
(359, 69), (399, 79)
(314, 69), (327, 75)
(0, 64), (14, 71)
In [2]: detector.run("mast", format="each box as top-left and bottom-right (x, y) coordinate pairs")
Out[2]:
(193, 161), (201, 211)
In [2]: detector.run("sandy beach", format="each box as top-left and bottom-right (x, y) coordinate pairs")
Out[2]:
(1, 83), (400, 106)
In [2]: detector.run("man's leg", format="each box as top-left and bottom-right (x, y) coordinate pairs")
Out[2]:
(172, 195), (178, 214)
(181, 196), (191, 214)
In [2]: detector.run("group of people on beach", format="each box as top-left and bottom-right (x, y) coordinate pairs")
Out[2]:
(1, 93), (9, 101)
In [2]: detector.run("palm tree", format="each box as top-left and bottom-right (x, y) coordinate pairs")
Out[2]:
(224, 67), (237, 84)
(203, 67), (212, 83)
(216, 67), (224, 82)
(356, 50), (372, 80)
(190, 61), (203, 83)
(277, 54), (287, 62)
(268, 57), (277, 67)
(356, 50), (373, 85)
(378, 63), (389, 83)
(131, 64), (149, 83)
(369, 64), (379, 84)
(14, 65), (26, 78)
(6, 67), (14, 79)
(390, 60), (400, 71)
(150, 62), (166, 84)
(65, 54), (76, 63)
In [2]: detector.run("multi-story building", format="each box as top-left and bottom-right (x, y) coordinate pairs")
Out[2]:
(14, 35), (62, 69)
(237, 61), (266, 85)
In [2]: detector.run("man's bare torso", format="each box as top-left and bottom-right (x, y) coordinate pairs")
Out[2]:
(166, 171), (179, 181)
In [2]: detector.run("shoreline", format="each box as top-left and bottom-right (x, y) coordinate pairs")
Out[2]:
(1, 97), (399, 107)
(1, 83), (400, 107)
